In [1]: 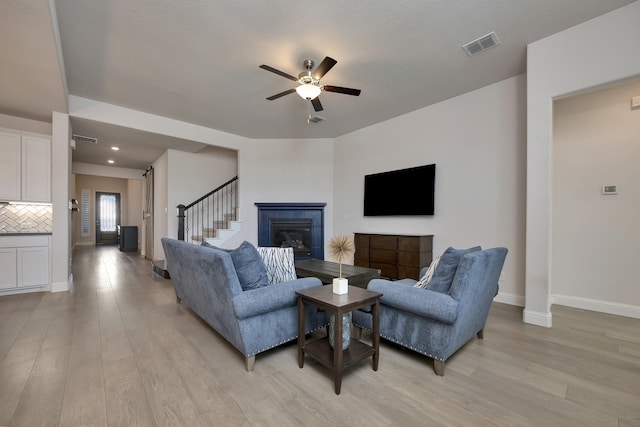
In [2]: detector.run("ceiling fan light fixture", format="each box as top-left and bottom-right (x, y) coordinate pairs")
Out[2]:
(296, 83), (322, 100)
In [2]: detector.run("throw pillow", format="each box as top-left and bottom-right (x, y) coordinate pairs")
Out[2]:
(256, 247), (297, 285)
(203, 241), (269, 291)
(414, 256), (441, 289)
(426, 246), (481, 294)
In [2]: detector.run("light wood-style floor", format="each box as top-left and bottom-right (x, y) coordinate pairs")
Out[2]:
(1, 245), (639, 426)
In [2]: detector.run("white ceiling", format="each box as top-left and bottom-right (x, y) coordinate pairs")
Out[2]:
(0, 0), (636, 169)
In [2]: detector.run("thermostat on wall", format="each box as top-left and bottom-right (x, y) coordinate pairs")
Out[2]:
(602, 185), (617, 195)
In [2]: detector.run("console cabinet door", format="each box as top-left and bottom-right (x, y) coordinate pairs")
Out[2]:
(0, 248), (18, 289)
(21, 135), (51, 202)
(17, 247), (49, 287)
(0, 131), (21, 200)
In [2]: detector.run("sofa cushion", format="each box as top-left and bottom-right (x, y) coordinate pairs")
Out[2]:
(414, 256), (441, 289)
(256, 247), (297, 285)
(203, 241), (269, 291)
(426, 246), (481, 294)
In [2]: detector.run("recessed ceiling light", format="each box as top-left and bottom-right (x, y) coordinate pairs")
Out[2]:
(111, 146), (120, 151)
(107, 160), (115, 164)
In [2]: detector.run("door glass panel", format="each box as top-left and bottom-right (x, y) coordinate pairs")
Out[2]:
(99, 194), (117, 232)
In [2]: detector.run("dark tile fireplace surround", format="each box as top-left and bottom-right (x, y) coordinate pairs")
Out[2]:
(256, 203), (325, 260)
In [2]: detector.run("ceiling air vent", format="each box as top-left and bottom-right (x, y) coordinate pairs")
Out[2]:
(72, 134), (98, 144)
(462, 31), (501, 56)
(307, 115), (326, 124)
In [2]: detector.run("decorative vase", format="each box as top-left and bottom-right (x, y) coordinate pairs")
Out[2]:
(329, 312), (351, 351)
(333, 277), (348, 294)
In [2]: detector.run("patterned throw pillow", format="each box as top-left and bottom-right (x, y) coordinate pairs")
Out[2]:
(257, 247), (297, 285)
(414, 256), (441, 289)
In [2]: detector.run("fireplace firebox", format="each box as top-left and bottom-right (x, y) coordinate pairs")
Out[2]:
(256, 203), (326, 260)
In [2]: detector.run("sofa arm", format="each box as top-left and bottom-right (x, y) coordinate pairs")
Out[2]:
(233, 277), (322, 319)
(367, 279), (459, 324)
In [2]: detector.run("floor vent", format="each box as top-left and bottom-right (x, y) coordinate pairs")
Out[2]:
(462, 32), (501, 56)
(72, 134), (98, 144)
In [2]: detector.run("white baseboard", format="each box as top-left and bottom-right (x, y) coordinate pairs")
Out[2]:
(0, 285), (49, 296)
(523, 309), (552, 328)
(552, 294), (640, 320)
(494, 292), (525, 307)
(51, 280), (70, 293)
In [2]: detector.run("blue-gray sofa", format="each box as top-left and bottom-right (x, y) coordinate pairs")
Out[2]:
(161, 238), (325, 371)
(352, 247), (508, 376)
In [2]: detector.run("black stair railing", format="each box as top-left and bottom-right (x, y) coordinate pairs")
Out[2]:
(177, 176), (238, 243)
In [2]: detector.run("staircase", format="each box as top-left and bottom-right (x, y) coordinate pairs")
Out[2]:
(178, 176), (240, 246)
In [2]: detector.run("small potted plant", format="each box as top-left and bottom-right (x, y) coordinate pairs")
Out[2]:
(328, 234), (355, 295)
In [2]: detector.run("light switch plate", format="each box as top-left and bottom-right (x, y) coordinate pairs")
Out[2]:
(602, 185), (617, 195)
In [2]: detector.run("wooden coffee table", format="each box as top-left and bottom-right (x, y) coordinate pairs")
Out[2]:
(295, 258), (381, 288)
(296, 285), (382, 395)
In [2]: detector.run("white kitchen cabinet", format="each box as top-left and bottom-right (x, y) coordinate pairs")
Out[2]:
(0, 130), (21, 200)
(0, 248), (18, 289)
(0, 235), (50, 294)
(0, 128), (51, 202)
(17, 246), (49, 287)
(22, 135), (51, 202)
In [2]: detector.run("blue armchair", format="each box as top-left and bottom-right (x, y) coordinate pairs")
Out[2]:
(352, 247), (507, 376)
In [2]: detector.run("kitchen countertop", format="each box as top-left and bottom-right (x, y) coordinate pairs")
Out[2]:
(0, 232), (52, 236)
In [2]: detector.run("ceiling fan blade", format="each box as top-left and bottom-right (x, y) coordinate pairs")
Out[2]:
(311, 97), (323, 112)
(323, 85), (362, 96)
(266, 88), (296, 100)
(259, 64), (298, 81)
(312, 56), (337, 79)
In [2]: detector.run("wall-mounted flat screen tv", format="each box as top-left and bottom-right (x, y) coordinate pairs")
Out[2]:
(364, 164), (435, 216)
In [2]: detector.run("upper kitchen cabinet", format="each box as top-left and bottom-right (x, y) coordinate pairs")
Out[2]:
(0, 128), (51, 202)
(0, 130), (21, 200)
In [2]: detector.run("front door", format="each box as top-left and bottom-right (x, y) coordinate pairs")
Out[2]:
(96, 192), (120, 245)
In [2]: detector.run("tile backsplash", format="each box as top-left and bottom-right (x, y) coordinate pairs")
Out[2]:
(0, 204), (53, 233)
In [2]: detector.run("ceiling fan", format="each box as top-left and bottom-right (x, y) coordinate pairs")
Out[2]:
(259, 56), (361, 112)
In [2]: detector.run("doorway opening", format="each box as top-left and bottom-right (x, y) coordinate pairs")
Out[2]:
(96, 192), (120, 245)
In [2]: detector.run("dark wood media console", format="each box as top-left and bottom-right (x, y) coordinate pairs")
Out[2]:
(354, 233), (433, 280)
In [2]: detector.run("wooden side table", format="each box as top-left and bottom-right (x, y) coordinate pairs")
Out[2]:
(296, 285), (382, 395)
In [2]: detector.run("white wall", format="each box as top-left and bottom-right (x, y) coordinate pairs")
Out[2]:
(51, 111), (71, 292)
(73, 162), (145, 179)
(552, 78), (640, 313)
(73, 174), (131, 246)
(152, 151), (168, 261)
(166, 147), (238, 242)
(127, 178), (142, 250)
(236, 138), (335, 250)
(0, 113), (52, 135)
(526, 1), (640, 326)
(334, 75), (527, 304)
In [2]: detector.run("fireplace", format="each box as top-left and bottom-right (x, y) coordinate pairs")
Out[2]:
(256, 203), (326, 260)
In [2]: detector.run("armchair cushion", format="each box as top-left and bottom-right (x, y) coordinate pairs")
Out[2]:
(257, 247), (297, 285)
(368, 279), (459, 324)
(426, 246), (481, 293)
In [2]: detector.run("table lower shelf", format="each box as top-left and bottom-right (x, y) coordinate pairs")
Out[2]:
(304, 337), (375, 370)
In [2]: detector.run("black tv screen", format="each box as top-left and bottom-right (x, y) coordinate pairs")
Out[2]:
(364, 164), (435, 216)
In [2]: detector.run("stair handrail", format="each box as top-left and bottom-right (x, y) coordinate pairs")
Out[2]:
(177, 176), (238, 241)
(184, 176), (238, 209)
